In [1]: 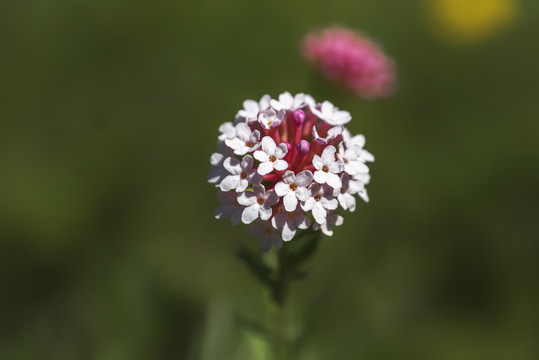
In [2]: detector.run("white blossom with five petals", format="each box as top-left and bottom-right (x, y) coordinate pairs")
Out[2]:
(237, 184), (279, 224)
(271, 208), (311, 241)
(312, 145), (344, 189)
(219, 155), (259, 192)
(254, 137), (289, 175)
(225, 123), (261, 156)
(300, 183), (338, 224)
(274, 170), (313, 211)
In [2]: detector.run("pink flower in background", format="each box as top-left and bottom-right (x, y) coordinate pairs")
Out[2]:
(302, 27), (397, 100)
(208, 92), (375, 252)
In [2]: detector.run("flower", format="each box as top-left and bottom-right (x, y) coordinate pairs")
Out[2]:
(253, 137), (289, 175)
(301, 183), (339, 224)
(302, 27), (397, 100)
(312, 146), (344, 189)
(219, 155), (259, 192)
(425, 0), (519, 44)
(214, 191), (244, 225)
(272, 208), (311, 241)
(208, 92), (375, 251)
(237, 184), (279, 224)
(225, 122), (261, 155)
(274, 170), (313, 212)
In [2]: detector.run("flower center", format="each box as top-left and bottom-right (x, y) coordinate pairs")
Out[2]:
(289, 183), (297, 191)
(240, 171), (248, 179)
(257, 197), (265, 205)
(246, 141), (255, 148)
(314, 194), (322, 202)
(269, 155), (276, 162)
(322, 165), (329, 173)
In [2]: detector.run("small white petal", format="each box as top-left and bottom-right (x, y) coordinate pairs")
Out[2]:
(273, 159), (288, 171)
(261, 136), (276, 154)
(360, 150), (375, 162)
(243, 100), (259, 114)
(259, 205), (273, 220)
(326, 173), (342, 189)
(219, 175), (240, 192)
(312, 203), (327, 224)
(236, 178), (249, 192)
(301, 197), (315, 211)
(283, 192), (298, 212)
(223, 157), (241, 174)
(281, 171), (295, 184)
(346, 161), (369, 175)
(274, 182), (290, 197)
(313, 170), (327, 184)
(321, 146), (337, 164)
(345, 193), (356, 212)
(265, 190), (280, 206)
(295, 187), (310, 201)
(322, 197), (339, 211)
(312, 155), (323, 170)
(274, 143), (288, 159)
(242, 205), (260, 224)
(253, 150), (269, 162)
(257, 161), (274, 175)
(241, 155), (254, 170)
(237, 191), (256, 206)
(281, 222), (296, 241)
(294, 170), (314, 187)
(235, 123), (252, 140)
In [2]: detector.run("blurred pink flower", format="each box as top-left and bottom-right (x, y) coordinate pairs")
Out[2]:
(302, 27), (397, 100)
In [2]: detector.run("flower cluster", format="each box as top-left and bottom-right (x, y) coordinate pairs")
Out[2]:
(208, 92), (374, 251)
(302, 27), (397, 100)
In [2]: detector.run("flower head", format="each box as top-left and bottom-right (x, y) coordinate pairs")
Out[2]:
(209, 92), (375, 251)
(302, 27), (397, 100)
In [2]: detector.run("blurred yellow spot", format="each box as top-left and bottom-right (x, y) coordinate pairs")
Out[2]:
(427, 0), (519, 44)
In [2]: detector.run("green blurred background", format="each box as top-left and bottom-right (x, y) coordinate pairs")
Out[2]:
(1, 0), (539, 359)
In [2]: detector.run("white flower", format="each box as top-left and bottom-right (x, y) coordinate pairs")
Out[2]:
(311, 101), (351, 125)
(235, 95), (272, 123)
(209, 93), (376, 249)
(224, 123), (261, 156)
(342, 129), (375, 163)
(313, 212), (344, 236)
(337, 142), (369, 176)
(237, 184), (279, 224)
(274, 170), (313, 211)
(312, 145), (344, 189)
(312, 125), (343, 145)
(253, 137), (289, 175)
(214, 191), (243, 225)
(335, 173), (364, 212)
(219, 155), (259, 192)
(301, 183), (338, 224)
(271, 208), (311, 241)
(270, 92), (311, 111)
(247, 220), (283, 252)
(258, 108), (286, 130)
